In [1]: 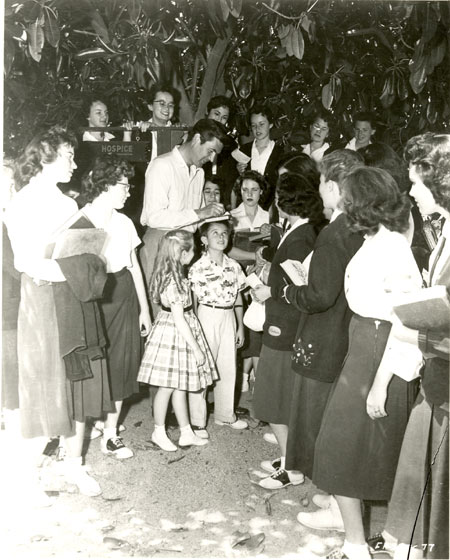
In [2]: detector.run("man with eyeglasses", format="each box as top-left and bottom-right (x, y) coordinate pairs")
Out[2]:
(140, 118), (231, 316)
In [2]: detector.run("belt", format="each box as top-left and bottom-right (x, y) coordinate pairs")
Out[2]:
(199, 303), (234, 310)
(161, 304), (193, 312)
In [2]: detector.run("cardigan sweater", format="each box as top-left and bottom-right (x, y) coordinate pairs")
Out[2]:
(263, 222), (317, 351)
(282, 213), (364, 382)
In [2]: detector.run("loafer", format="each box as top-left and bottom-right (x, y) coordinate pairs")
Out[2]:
(258, 468), (304, 489)
(263, 432), (277, 444)
(215, 418), (248, 430)
(297, 508), (345, 533)
(312, 493), (335, 510)
(260, 458), (281, 473)
(192, 425), (209, 439)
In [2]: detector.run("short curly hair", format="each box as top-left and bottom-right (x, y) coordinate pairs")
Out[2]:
(81, 156), (134, 203)
(319, 149), (364, 185)
(233, 170), (269, 202)
(341, 166), (411, 235)
(404, 133), (450, 213)
(14, 125), (77, 190)
(276, 172), (324, 227)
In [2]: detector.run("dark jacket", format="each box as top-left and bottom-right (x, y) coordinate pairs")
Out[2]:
(53, 254), (108, 382)
(263, 222), (317, 351)
(283, 213), (364, 382)
(240, 141), (285, 210)
(418, 230), (450, 407)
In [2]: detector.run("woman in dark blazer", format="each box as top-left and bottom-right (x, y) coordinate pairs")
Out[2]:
(281, 150), (364, 487)
(250, 171), (325, 490)
(231, 104), (284, 211)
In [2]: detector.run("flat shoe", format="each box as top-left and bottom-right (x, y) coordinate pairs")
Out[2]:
(179, 432), (208, 447)
(297, 509), (345, 533)
(312, 493), (335, 510)
(151, 430), (177, 452)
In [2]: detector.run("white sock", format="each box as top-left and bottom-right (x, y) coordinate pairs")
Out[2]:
(154, 424), (166, 434)
(342, 540), (371, 560)
(103, 427), (116, 440)
(280, 456), (286, 469)
(180, 424), (193, 435)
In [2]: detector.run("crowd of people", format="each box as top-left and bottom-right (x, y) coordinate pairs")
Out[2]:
(2, 85), (449, 560)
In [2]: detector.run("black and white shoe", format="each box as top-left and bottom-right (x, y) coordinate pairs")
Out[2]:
(258, 467), (304, 489)
(101, 436), (134, 459)
(260, 458), (281, 473)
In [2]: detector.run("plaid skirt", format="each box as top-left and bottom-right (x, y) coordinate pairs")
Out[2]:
(137, 310), (218, 391)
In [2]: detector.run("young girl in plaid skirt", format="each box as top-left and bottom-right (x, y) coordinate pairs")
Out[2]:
(137, 230), (218, 451)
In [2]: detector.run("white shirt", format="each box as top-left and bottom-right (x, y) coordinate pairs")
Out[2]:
(5, 178), (78, 279)
(148, 118), (172, 162)
(230, 203), (269, 231)
(82, 131), (115, 142)
(250, 140), (275, 175)
(302, 142), (330, 163)
(82, 205), (141, 273)
(345, 225), (423, 379)
(277, 216), (309, 249)
(141, 146), (204, 231)
(344, 138), (372, 151)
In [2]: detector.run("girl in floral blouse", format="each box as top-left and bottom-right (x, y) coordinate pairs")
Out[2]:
(188, 219), (248, 437)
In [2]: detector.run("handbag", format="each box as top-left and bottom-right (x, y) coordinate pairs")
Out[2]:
(243, 300), (265, 332)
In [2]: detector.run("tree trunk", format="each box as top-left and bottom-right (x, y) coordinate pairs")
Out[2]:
(194, 32), (231, 122)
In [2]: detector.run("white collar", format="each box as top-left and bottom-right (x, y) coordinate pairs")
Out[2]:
(278, 216), (309, 248)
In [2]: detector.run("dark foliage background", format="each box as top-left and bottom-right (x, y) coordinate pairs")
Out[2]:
(4, 0), (450, 156)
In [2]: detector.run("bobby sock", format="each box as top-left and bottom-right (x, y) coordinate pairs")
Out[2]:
(103, 427), (116, 441)
(154, 424), (166, 434)
(342, 541), (371, 560)
(180, 424), (193, 435)
(280, 456), (286, 469)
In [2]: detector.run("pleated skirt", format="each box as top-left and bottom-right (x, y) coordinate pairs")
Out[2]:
(137, 309), (218, 391)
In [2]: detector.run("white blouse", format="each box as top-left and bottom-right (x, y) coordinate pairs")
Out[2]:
(250, 140), (275, 175)
(82, 205), (141, 273)
(345, 225), (423, 379)
(302, 142), (330, 163)
(5, 178), (78, 279)
(230, 203), (269, 231)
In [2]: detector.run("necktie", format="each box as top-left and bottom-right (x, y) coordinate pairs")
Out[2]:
(429, 235), (447, 285)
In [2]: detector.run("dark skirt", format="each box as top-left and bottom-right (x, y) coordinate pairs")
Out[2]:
(385, 391), (449, 559)
(241, 328), (262, 358)
(253, 346), (295, 424)
(100, 268), (141, 402)
(285, 374), (333, 479)
(313, 314), (413, 501)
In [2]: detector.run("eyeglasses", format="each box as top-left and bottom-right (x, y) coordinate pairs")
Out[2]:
(154, 100), (175, 110)
(114, 182), (131, 190)
(312, 123), (329, 132)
